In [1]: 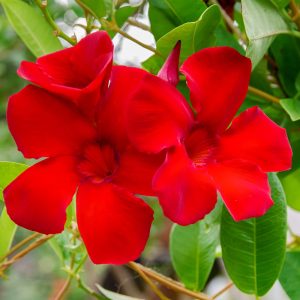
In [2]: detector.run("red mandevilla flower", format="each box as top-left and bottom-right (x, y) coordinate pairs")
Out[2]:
(4, 32), (163, 264)
(126, 46), (292, 224)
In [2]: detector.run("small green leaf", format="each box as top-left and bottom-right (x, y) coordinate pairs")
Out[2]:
(0, 0), (62, 57)
(96, 284), (142, 300)
(279, 252), (300, 300)
(75, 0), (108, 19)
(143, 5), (221, 74)
(221, 173), (287, 296)
(241, 0), (289, 68)
(280, 98), (300, 121)
(170, 201), (222, 291)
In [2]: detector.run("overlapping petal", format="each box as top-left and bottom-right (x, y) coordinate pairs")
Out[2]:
(4, 157), (79, 234)
(76, 183), (153, 264)
(181, 47), (252, 133)
(208, 160), (273, 221)
(7, 85), (97, 159)
(153, 145), (217, 225)
(217, 107), (292, 172)
(127, 74), (194, 153)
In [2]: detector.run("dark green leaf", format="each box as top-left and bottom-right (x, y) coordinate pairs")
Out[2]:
(0, 0), (62, 57)
(221, 173), (287, 296)
(270, 0), (290, 8)
(170, 201), (222, 291)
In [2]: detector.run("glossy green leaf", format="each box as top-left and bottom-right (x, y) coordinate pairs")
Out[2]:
(148, 0), (207, 40)
(221, 173), (287, 296)
(0, 162), (28, 258)
(75, 0), (107, 19)
(96, 284), (142, 300)
(241, 0), (289, 68)
(279, 252), (300, 300)
(143, 5), (221, 74)
(170, 201), (222, 291)
(0, 0), (62, 57)
(280, 98), (300, 121)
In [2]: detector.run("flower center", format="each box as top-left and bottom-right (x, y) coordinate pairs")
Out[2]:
(184, 127), (218, 167)
(77, 143), (118, 183)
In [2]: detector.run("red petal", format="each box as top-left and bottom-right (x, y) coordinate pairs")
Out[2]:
(208, 160), (273, 221)
(3, 157), (79, 234)
(97, 66), (148, 151)
(180, 47), (252, 133)
(158, 41), (181, 86)
(113, 146), (164, 196)
(76, 183), (153, 264)
(127, 74), (194, 153)
(7, 85), (97, 159)
(217, 107), (292, 172)
(153, 145), (217, 225)
(18, 31), (113, 117)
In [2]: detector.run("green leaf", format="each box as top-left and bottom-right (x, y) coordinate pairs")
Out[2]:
(0, 162), (28, 258)
(270, 0), (290, 8)
(221, 173), (287, 296)
(75, 0), (108, 19)
(148, 0), (207, 40)
(0, 0), (62, 57)
(280, 98), (300, 121)
(241, 0), (289, 68)
(170, 201), (222, 291)
(143, 5), (221, 74)
(279, 252), (300, 300)
(96, 284), (142, 300)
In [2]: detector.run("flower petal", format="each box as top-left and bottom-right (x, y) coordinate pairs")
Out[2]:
(7, 85), (97, 159)
(153, 145), (217, 225)
(180, 47), (252, 133)
(127, 74), (194, 153)
(158, 41), (181, 86)
(3, 156), (79, 234)
(76, 183), (153, 264)
(113, 146), (164, 196)
(208, 160), (273, 221)
(217, 107), (292, 172)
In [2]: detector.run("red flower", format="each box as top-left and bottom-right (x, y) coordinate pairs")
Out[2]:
(17, 31), (113, 119)
(4, 33), (163, 264)
(126, 46), (292, 224)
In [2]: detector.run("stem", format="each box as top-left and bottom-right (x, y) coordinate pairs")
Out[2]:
(34, 0), (76, 45)
(127, 18), (151, 31)
(212, 282), (234, 299)
(290, 0), (300, 30)
(248, 86), (281, 104)
(128, 262), (170, 300)
(54, 276), (73, 300)
(0, 232), (41, 262)
(127, 262), (212, 300)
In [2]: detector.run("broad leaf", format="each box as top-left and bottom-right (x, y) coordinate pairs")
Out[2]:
(75, 0), (108, 19)
(279, 252), (300, 300)
(0, 0), (62, 57)
(221, 173), (287, 296)
(143, 5), (221, 74)
(148, 0), (207, 40)
(241, 0), (289, 68)
(170, 201), (222, 291)
(96, 284), (142, 300)
(280, 98), (300, 121)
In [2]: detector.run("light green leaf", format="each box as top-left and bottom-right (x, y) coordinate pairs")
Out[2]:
(279, 252), (300, 300)
(148, 0), (207, 40)
(143, 5), (221, 74)
(221, 173), (287, 296)
(96, 284), (143, 300)
(0, 0), (62, 57)
(170, 201), (222, 291)
(280, 98), (300, 121)
(241, 0), (289, 68)
(75, 0), (108, 19)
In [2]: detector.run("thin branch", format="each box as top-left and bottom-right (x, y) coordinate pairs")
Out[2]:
(127, 18), (151, 31)
(127, 262), (212, 300)
(212, 282), (234, 299)
(128, 262), (170, 300)
(54, 276), (73, 300)
(248, 86), (281, 104)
